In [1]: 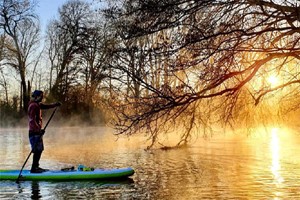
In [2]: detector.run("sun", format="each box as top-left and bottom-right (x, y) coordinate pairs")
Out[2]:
(268, 75), (279, 87)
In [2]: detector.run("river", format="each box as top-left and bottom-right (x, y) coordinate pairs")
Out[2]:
(0, 126), (300, 199)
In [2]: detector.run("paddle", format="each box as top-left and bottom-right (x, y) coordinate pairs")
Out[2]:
(16, 107), (58, 183)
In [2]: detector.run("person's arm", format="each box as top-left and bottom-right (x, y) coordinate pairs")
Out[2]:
(39, 102), (61, 110)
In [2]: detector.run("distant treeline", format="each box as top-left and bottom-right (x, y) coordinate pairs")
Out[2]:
(0, 85), (108, 127)
(0, 98), (19, 127)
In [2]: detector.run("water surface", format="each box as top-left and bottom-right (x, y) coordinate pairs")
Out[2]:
(1, 126), (300, 199)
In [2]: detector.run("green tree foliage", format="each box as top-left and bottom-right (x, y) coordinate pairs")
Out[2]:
(105, 0), (300, 148)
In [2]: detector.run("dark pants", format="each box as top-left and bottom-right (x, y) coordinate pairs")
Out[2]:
(32, 151), (42, 170)
(29, 131), (44, 170)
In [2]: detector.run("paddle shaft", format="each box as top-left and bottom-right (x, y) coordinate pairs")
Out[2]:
(16, 107), (58, 183)
(43, 106), (58, 130)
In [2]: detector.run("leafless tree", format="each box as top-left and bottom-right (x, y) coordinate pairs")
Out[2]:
(46, 0), (94, 102)
(0, 0), (40, 113)
(0, 35), (7, 103)
(105, 0), (300, 148)
(44, 0), (113, 123)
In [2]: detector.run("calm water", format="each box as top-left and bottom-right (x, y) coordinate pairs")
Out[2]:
(0, 126), (300, 199)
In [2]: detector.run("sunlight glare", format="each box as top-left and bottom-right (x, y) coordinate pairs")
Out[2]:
(270, 128), (284, 186)
(268, 75), (279, 87)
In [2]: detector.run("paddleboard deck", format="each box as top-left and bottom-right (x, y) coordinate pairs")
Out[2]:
(0, 167), (135, 181)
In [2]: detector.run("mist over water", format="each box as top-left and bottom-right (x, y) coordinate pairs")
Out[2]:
(1, 126), (300, 199)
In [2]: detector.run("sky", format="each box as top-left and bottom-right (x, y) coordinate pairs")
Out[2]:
(35, 0), (94, 32)
(35, 0), (66, 31)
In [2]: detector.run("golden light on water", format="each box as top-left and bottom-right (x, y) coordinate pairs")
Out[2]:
(270, 128), (284, 185)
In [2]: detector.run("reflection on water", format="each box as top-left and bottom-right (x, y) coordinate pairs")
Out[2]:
(1, 126), (300, 199)
(270, 128), (283, 186)
(269, 127), (284, 199)
(31, 181), (41, 199)
(7, 179), (134, 200)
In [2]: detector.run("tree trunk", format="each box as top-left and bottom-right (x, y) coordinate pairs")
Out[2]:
(19, 66), (30, 114)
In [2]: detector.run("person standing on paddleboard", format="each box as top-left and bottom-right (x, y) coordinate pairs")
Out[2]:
(28, 90), (61, 173)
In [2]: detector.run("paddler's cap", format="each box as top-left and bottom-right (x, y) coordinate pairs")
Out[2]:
(32, 90), (43, 97)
